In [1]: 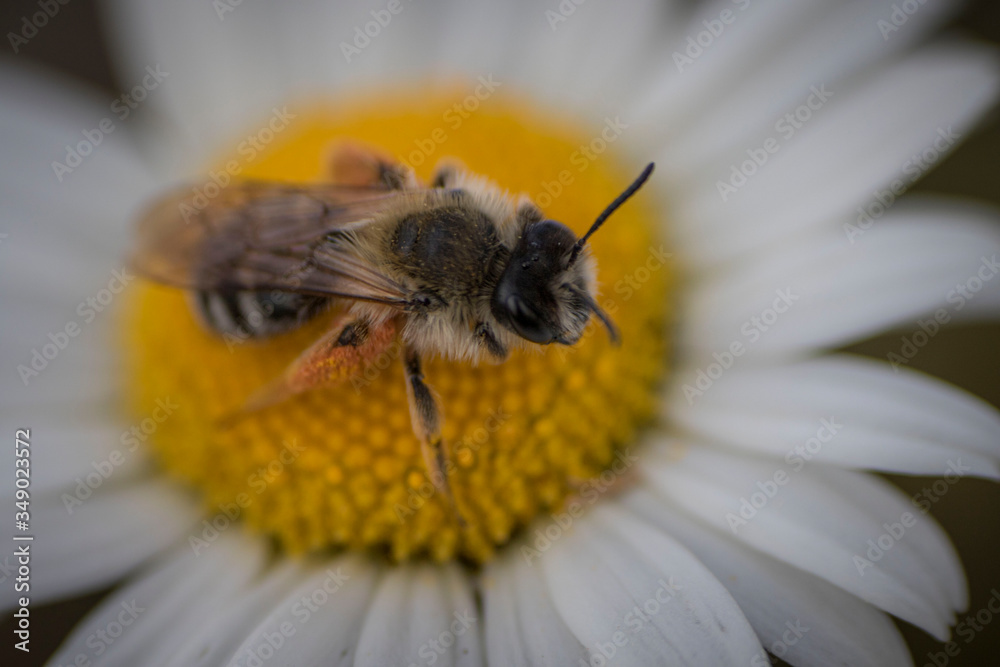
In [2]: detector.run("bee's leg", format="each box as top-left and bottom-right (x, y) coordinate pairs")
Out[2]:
(326, 140), (416, 190)
(475, 322), (508, 361)
(402, 345), (466, 526)
(224, 313), (398, 422)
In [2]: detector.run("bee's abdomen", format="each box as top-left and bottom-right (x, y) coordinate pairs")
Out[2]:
(192, 290), (328, 338)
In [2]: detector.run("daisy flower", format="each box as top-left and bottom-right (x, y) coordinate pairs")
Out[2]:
(3, 0), (1000, 665)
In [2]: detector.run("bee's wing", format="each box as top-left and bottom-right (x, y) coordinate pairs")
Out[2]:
(131, 181), (420, 306)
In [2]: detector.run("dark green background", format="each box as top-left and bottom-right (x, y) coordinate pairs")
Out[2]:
(1, 0), (998, 665)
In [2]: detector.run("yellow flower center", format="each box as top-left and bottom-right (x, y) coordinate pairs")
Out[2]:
(123, 88), (671, 563)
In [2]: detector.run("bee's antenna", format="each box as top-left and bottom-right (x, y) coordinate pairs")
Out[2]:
(568, 162), (655, 266)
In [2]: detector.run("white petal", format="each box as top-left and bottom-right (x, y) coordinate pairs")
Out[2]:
(623, 487), (913, 667)
(482, 544), (590, 666)
(668, 354), (1000, 478)
(138, 541), (274, 666)
(105, 0), (697, 165)
(105, 0), (508, 164)
(641, 443), (963, 639)
(679, 201), (1000, 356)
(0, 243), (121, 315)
(824, 468), (968, 612)
(654, 0), (960, 181)
(355, 562), (483, 667)
(432, 0), (527, 82)
(0, 62), (158, 419)
(0, 62), (157, 249)
(0, 479), (198, 608)
(0, 306), (119, 411)
(0, 417), (150, 498)
(539, 504), (763, 665)
(104, 0), (292, 167)
(161, 559), (306, 667)
(669, 43), (1000, 268)
(223, 554), (379, 667)
(503, 0), (682, 113)
(0, 352), (117, 412)
(47, 531), (266, 667)
(633, 0), (829, 133)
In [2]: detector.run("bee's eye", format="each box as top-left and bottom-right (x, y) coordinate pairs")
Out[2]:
(504, 295), (554, 344)
(491, 219), (576, 345)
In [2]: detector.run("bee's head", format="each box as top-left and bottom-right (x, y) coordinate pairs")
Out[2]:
(491, 218), (594, 345)
(491, 163), (655, 346)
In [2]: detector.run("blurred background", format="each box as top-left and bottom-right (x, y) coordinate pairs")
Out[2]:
(1, 0), (998, 664)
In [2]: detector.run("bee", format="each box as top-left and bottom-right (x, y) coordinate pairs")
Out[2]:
(131, 141), (654, 518)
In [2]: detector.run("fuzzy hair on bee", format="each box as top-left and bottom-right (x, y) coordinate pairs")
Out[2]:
(130, 140), (654, 522)
(343, 174), (600, 364)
